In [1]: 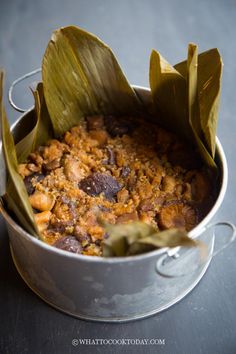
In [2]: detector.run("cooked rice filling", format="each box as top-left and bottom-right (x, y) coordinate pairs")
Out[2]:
(18, 115), (213, 256)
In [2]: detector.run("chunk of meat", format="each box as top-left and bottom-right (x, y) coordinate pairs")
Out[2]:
(79, 173), (121, 200)
(105, 116), (135, 137)
(161, 175), (176, 193)
(34, 211), (51, 233)
(87, 115), (104, 130)
(29, 191), (55, 211)
(117, 189), (129, 203)
(27, 163), (41, 173)
(159, 201), (197, 231)
(74, 225), (91, 247)
(24, 173), (45, 195)
(52, 201), (77, 223)
(19, 162), (40, 177)
(139, 197), (164, 212)
(53, 236), (82, 254)
(43, 140), (64, 161)
(63, 157), (85, 182)
(43, 159), (61, 171)
(18, 164), (32, 178)
(29, 153), (44, 166)
(89, 130), (108, 146)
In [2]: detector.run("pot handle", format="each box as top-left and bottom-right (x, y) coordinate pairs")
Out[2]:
(156, 222), (236, 278)
(8, 68), (42, 113)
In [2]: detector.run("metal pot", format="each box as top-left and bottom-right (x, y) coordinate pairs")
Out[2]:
(0, 75), (235, 322)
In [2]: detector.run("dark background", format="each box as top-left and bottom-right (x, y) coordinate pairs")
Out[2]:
(1, 0), (236, 353)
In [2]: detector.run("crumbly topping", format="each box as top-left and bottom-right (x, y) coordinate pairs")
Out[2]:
(19, 115), (213, 256)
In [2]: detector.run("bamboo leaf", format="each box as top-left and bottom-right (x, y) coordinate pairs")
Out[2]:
(175, 48), (223, 157)
(198, 49), (222, 157)
(101, 221), (198, 257)
(16, 82), (53, 162)
(149, 50), (193, 143)
(187, 43), (217, 169)
(150, 45), (218, 169)
(0, 70), (39, 237)
(42, 25), (141, 137)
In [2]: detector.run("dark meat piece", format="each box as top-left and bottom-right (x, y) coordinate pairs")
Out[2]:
(53, 236), (82, 254)
(74, 225), (91, 247)
(79, 173), (121, 200)
(24, 176), (35, 195)
(138, 197), (164, 212)
(87, 115), (104, 130)
(89, 130), (108, 146)
(49, 222), (66, 233)
(121, 166), (131, 178)
(42, 159), (61, 172)
(60, 195), (77, 209)
(49, 218), (75, 233)
(104, 116), (135, 137)
(24, 173), (45, 195)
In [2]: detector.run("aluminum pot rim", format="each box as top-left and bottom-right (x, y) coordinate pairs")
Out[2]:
(0, 85), (228, 263)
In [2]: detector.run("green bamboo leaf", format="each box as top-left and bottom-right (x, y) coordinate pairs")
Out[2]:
(187, 43), (201, 137)
(187, 44), (217, 169)
(16, 82), (53, 162)
(197, 49), (222, 157)
(175, 48), (223, 157)
(137, 228), (197, 248)
(0, 71), (39, 237)
(42, 25), (141, 137)
(101, 221), (197, 257)
(149, 49), (192, 143)
(149, 46), (217, 169)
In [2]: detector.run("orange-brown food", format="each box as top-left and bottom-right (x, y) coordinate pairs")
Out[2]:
(19, 115), (215, 256)
(159, 202), (197, 231)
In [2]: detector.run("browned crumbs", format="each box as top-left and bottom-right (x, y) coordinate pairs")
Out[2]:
(18, 115), (214, 256)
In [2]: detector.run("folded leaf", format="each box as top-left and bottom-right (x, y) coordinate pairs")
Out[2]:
(187, 44), (201, 137)
(0, 71), (39, 237)
(101, 221), (198, 257)
(198, 50), (222, 157)
(187, 44), (217, 169)
(175, 48), (223, 157)
(42, 25), (141, 137)
(149, 50), (192, 143)
(150, 45), (218, 169)
(16, 82), (53, 162)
